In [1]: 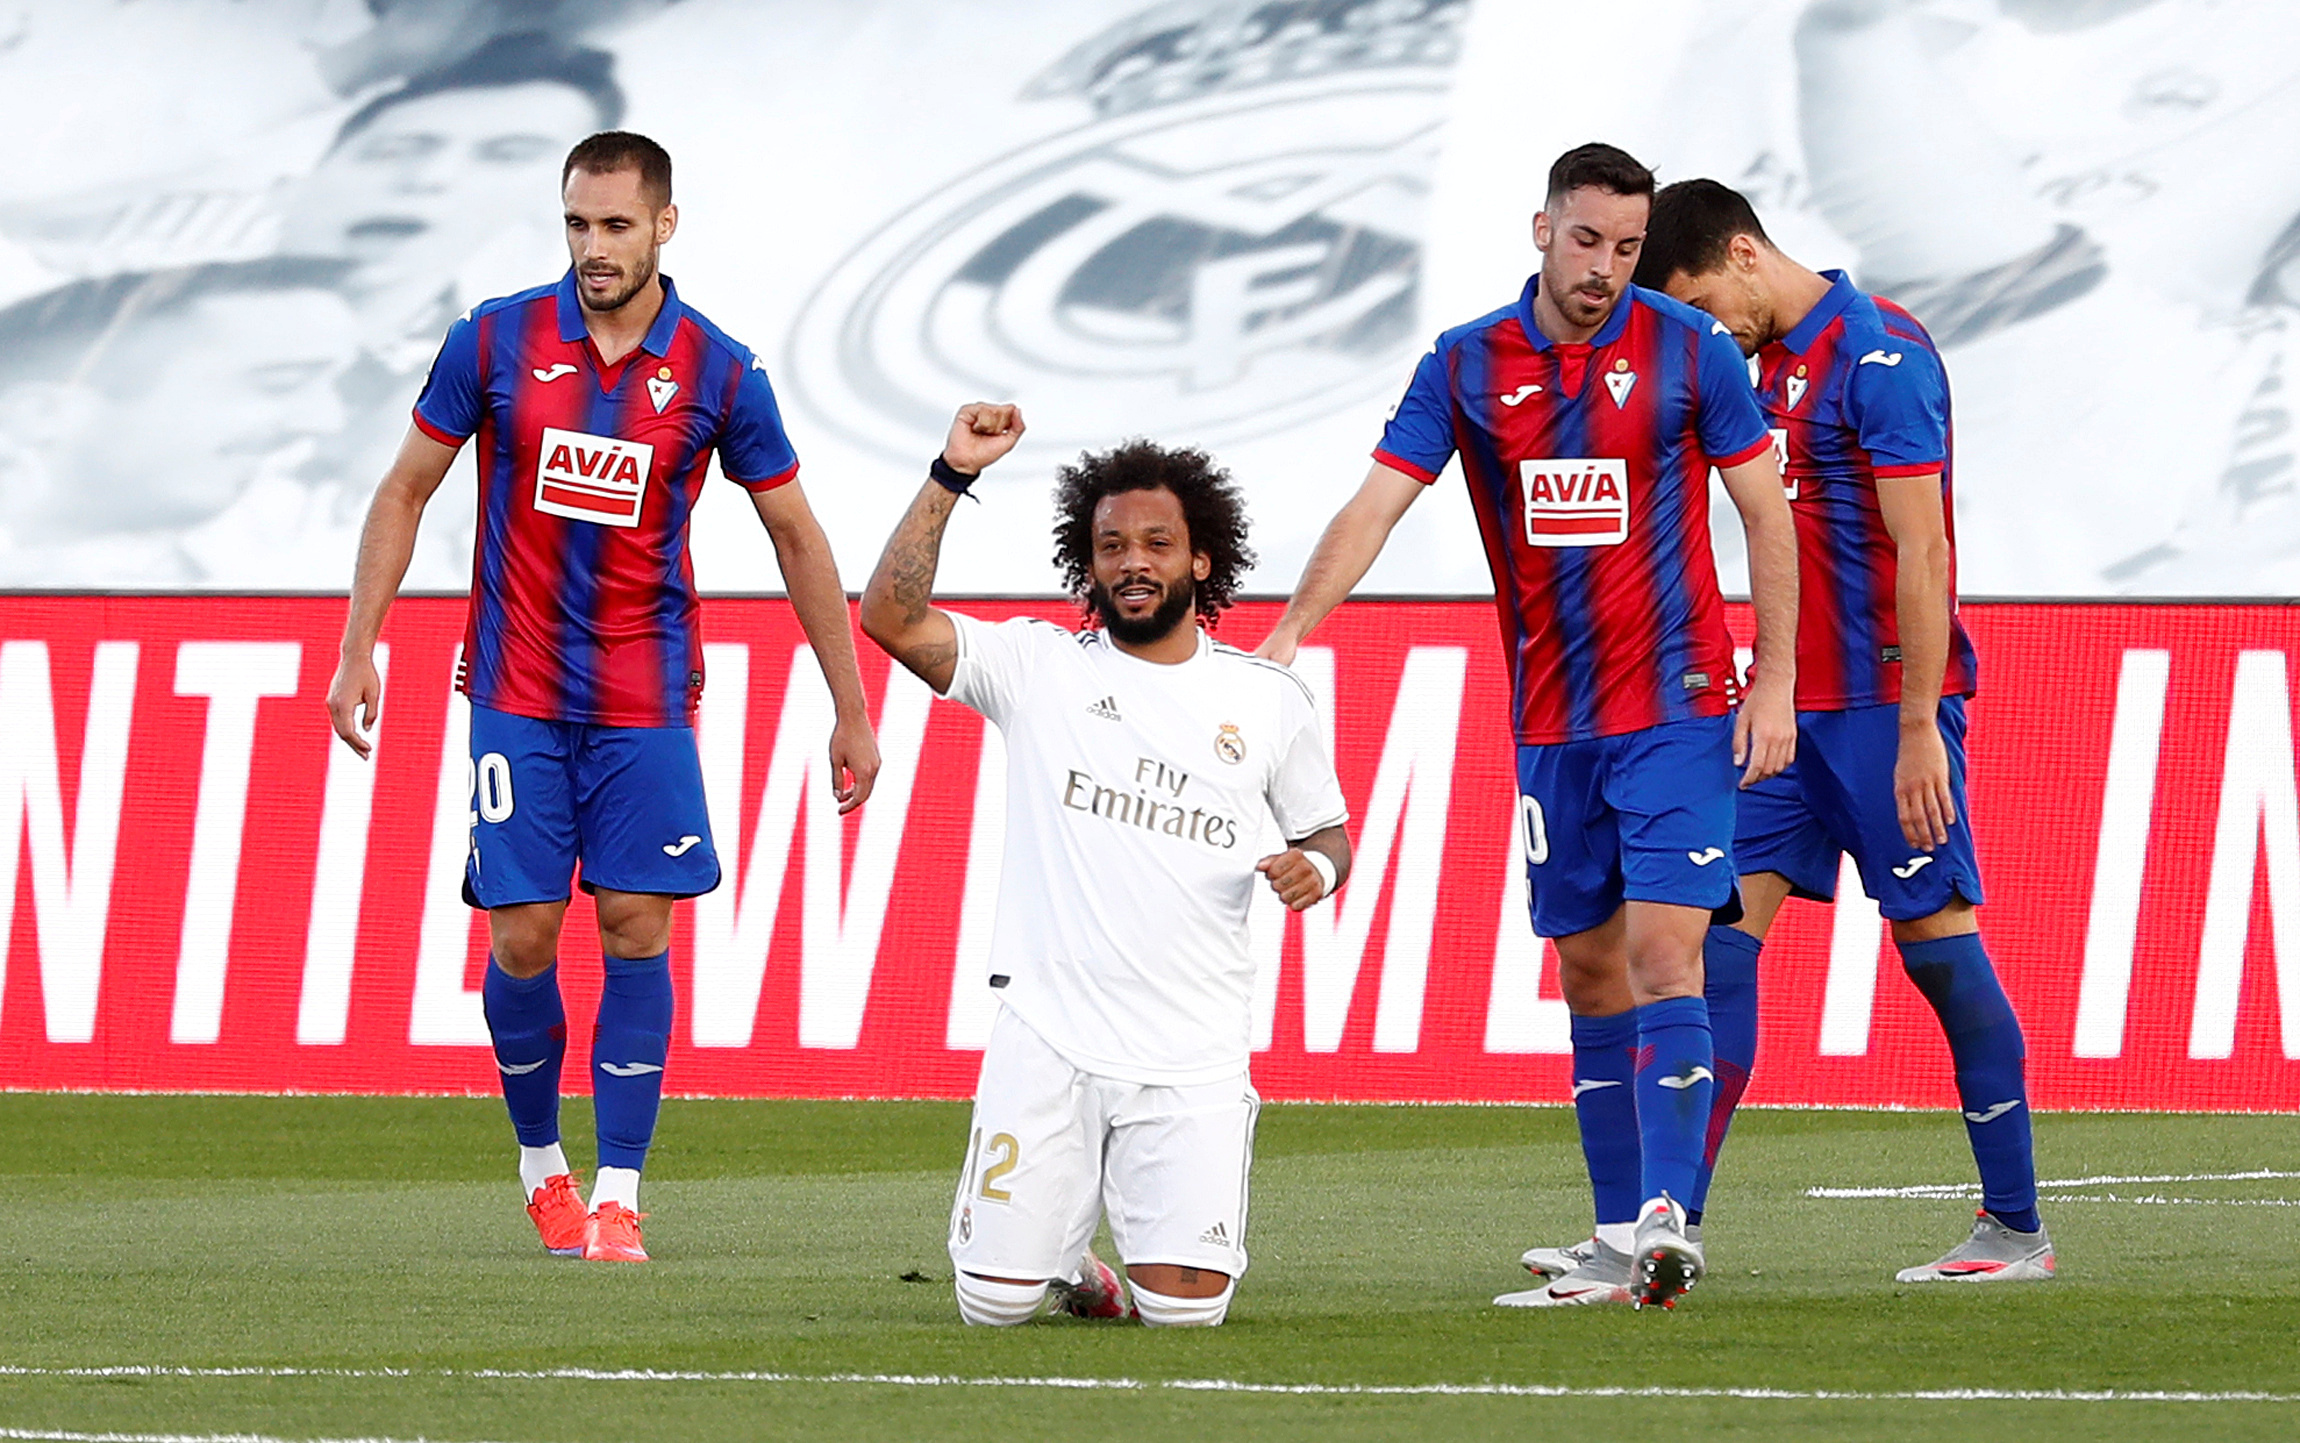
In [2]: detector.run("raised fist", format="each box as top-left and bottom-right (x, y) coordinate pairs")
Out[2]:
(942, 402), (1026, 477)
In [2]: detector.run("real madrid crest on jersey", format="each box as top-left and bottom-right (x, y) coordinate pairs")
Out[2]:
(1604, 357), (1636, 408)
(1214, 722), (1245, 764)
(647, 365), (679, 413)
(1785, 363), (1809, 410)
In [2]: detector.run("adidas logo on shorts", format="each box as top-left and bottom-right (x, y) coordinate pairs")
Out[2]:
(1198, 1221), (1231, 1248)
(1086, 695), (1123, 721)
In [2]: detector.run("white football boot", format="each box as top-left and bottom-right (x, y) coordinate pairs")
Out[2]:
(1895, 1211), (2056, 1283)
(1496, 1238), (1634, 1307)
(1629, 1196), (1704, 1310)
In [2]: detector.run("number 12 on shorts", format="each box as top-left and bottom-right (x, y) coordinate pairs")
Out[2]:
(967, 1128), (1019, 1203)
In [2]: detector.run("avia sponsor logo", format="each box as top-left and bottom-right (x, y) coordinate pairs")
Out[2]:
(1770, 427), (1797, 501)
(1060, 755), (1240, 850)
(533, 426), (653, 529)
(1518, 458), (1629, 548)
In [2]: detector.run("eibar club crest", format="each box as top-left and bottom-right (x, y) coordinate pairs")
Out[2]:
(647, 365), (678, 413)
(1785, 363), (1809, 410)
(1604, 358), (1636, 408)
(1214, 723), (1245, 764)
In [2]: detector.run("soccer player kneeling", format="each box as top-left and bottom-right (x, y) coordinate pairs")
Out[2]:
(862, 404), (1353, 1327)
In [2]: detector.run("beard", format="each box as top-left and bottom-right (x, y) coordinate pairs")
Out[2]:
(578, 248), (659, 313)
(1089, 574), (1197, 646)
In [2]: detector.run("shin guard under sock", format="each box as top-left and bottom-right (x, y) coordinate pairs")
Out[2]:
(1898, 933), (2039, 1232)
(1690, 926), (1761, 1219)
(481, 961), (565, 1147)
(1569, 1010), (1642, 1230)
(1633, 995), (1716, 1208)
(592, 950), (674, 1173)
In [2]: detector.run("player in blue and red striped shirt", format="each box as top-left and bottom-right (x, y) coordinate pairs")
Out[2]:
(1260, 144), (1800, 1310)
(1634, 178), (2048, 1284)
(326, 132), (880, 1264)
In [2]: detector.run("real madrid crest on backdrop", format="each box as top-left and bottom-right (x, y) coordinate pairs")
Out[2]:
(786, 0), (1467, 466)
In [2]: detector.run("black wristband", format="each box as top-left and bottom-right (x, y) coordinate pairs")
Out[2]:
(929, 455), (978, 495)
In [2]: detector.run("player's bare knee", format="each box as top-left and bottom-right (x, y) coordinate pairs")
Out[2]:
(593, 889), (674, 959)
(1555, 946), (1632, 1015)
(1124, 1262), (1230, 1300)
(1890, 899), (1979, 946)
(955, 1272), (1048, 1327)
(1624, 934), (1704, 1001)
(1131, 1278), (1234, 1327)
(487, 904), (565, 978)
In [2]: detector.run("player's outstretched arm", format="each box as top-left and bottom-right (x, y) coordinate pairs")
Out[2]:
(752, 479), (882, 815)
(326, 424), (462, 760)
(1255, 462), (1425, 665)
(1876, 470), (1955, 850)
(1256, 825), (1352, 913)
(859, 403), (1026, 695)
(1719, 450), (1799, 788)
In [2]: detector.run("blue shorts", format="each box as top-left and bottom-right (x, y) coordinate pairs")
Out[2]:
(1734, 697), (1985, 922)
(463, 702), (721, 909)
(1514, 713), (1741, 940)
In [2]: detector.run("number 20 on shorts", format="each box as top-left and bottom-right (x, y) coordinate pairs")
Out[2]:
(1520, 795), (1548, 866)
(469, 752), (515, 825)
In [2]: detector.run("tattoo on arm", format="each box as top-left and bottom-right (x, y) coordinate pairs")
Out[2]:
(886, 488), (958, 627)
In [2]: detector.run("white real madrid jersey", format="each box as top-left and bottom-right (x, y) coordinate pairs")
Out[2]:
(941, 614), (1349, 1086)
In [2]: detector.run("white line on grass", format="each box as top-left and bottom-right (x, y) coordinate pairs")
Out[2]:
(1810, 1169), (2300, 1200)
(2, 1367), (2296, 1405)
(0, 1430), (519, 1443)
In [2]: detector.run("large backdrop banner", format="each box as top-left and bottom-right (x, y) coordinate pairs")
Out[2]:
(1, 0), (2295, 597)
(0, 595), (2295, 1110)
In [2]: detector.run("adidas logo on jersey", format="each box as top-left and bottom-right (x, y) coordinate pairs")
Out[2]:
(1198, 1221), (1232, 1248)
(1086, 695), (1123, 721)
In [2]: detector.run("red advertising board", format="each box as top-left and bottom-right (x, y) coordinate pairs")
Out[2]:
(0, 595), (2294, 1111)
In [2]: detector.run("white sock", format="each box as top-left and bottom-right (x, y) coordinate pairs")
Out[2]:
(1596, 1223), (1635, 1254)
(519, 1143), (571, 1199)
(592, 1166), (641, 1213)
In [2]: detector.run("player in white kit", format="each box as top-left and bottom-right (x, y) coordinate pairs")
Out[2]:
(861, 403), (1353, 1328)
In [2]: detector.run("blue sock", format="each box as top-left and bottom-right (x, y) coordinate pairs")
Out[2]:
(1690, 927), (1761, 1220)
(481, 961), (565, 1147)
(1899, 933), (2040, 1233)
(1569, 1010), (1642, 1229)
(1633, 995), (1715, 1209)
(592, 950), (675, 1173)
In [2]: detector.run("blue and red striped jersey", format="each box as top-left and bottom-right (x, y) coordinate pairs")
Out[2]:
(1760, 270), (1977, 711)
(413, 270), (797, 727)
(1377, 278), (1773, 745)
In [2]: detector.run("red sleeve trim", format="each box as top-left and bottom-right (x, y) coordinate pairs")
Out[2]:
(728, 460), (800, 493)
(410, 410), (468, 447)
(1710, 434), (1773, 470)
(1872, 462), (1945, 480)
(1372, 448), (1440, 485)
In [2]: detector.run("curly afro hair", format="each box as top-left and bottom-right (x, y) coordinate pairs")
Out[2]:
(1050, 440), (1256, 626)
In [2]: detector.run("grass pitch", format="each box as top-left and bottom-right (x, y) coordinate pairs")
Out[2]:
(0, 1097), (2294, 1441)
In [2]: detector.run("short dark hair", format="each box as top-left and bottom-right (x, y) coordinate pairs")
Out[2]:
(0, 258), (350, 391)
(1545, 142), (1655, 210)
(332, 33), (624, 151)
(1635, 178), (1771, 290)
(1051, 441), (1256, 626)
(563, 130), (674, 208)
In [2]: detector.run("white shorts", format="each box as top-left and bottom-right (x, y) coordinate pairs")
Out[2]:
(948, 1007), (1258, 1283)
